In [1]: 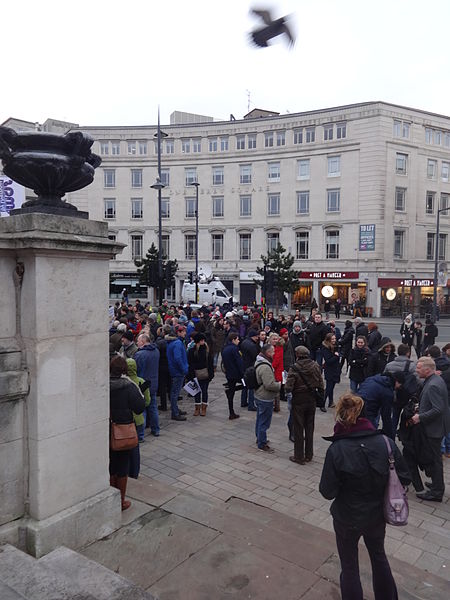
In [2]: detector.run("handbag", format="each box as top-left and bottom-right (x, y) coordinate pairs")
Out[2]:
(194, 367), (209, 381)
(110, 421), (138, 451)
(382, 435), (409, 526)
(293, 365), (324, 406)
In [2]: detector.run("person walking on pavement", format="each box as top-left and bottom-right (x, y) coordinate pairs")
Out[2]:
(254, 344), (281, 452)
(322, 333), (340, 409)
(134, 333), (160, 437)
(319, 393), (410, 600)
(334, 297), (342, 319)
(285, 346), (324, 464)
(306, 312), (328, 365)
(354, 317), (368, 342)
(240, 328), (260, 411)
(221, 333), (244, 420)
(339, 320), (354, 373)
(400, 314), (415, 354)
(422, 318), (438, 354)
(348, 336), (370, 393)
(187, 332), (214, 417)
(166, 325), (189, 421)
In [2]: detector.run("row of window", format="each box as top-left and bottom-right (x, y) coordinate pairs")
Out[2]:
(395, 153), (450, 180)
(102, 156), (341, 189)
(395, 189), (450, 213)
(425, 127), (450, 147)
(98, 123), (348, 157)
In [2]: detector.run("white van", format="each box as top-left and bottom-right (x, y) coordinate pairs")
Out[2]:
(182, 280), (232, 306)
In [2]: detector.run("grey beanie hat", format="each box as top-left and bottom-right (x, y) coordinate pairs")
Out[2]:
(295, 345), (310, 357)
(149, 313), (158, 321)
(293, 320), (302, 328)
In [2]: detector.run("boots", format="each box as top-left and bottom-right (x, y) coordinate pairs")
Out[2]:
(200, 403), (207, 416)
(116, 476), (131, 511)
(194, 405), (201, 416)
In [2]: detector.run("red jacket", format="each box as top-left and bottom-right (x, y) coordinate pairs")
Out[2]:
(272, 345), (284, 382)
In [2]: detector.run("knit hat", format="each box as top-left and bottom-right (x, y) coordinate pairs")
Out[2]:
(238, 309), (244, 316)
(247, 328), (260, 338)
(175, 325), (186, 334)
(117, 323), (127, 332)
(193, 332), (206, 344)
(265, 321), (272, 328)
(243, 305), (248, 311)
(279, 328), (288, 335)
(122, 330), (134, 341)
(293, 320), (302, 328)
(149, 313), (158, 321)
(225, 311), (234, 319)
(295, 345), (310, 357)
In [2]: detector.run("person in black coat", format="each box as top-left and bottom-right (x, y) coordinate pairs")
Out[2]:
(239, 329), (260, 411)
(187, 333), (214, 417)
(290, 320), (306, 351)
(221, 333), (245, 420)
(348, 336), (370, 393)
(367, 337), (396, 376)
(320, 393), (410, 600)
(306, 313), (329, 364)
(339, 320), (354, 372)
(367, 322), (382, 353)
(354, 317), (368, 342)
(422, 318), (438, 354)
(322, 333), (341, 410)
(413, 321), (423, 358)
(109, 355), (145, 511)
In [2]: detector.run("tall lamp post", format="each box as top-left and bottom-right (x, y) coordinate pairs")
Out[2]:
(150, 108), (167, 306)
(432, 205), (449, 323)
(190, 181), (200, 303)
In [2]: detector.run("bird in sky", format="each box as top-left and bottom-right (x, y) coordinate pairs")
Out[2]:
(249, 8), (295, 49)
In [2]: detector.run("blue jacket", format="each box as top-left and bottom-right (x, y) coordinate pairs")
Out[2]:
(358, 375), (394, 410)
(166, 335), (188, 377)
(134, 344), (160, 393)
(221, 342), (244, 381)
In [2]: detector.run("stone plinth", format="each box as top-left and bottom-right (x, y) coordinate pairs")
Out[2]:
(0, 213), (125, 556)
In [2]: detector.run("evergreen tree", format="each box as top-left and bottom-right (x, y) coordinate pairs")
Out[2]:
(135, 242), (178, 301)
(256, 244), (300, 309)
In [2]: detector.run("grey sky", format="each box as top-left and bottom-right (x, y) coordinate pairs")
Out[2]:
(4, 0), (450, 126)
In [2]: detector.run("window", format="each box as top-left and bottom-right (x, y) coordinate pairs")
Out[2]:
(426, 233), (446, 261)
(212, 234), (223, 260)
(161, 198), (170, 219)
(324, 124), (333, 141)
(212, 166), (224, 185)
(212, 196), (224, 217)
(268, 162), (280, 182)
(395, 187), (406, 211)
(248, 133), (257, 149)
(165, 139), (174, 154)
(439, 234), (447, 260)
(239, 233), (251, 260)
(403, 122), (410, 138)
(160, 168), (170, 186)
(240, 164), (252, 184)
(111, 141), (120, 155)
(220, 137), (229, 151)
(442, 162), (450, 182)
(440, 193), (450, 211)
(104, 198), (116, 219)
(305, 127), (315, 143)
(445, 132), (450, 148)
(297, 159), (310, 179)
(394, 120), (410, 138)
(209, 137), (218, 152)
(268, 193), (280, 215)
(276, 131), (285, 146)
(131, 234), (143, 261)
(327, 189), (340, 212)
(293, 129), (303, 144)
(427, 159), (437, 179)
(296, 191), (309, 214)
(425, 128), (433, 144)
(131, 169), (142, 188)
(326, 230), (339, 259)
(185, 167), (197, 185)
(161, 234), (170, 259)
(185, 197), (196, 218)
(296, 231), (309, 259)
(192, 138), (201, 153)
(182, 139), (190, 153)
(131, 198), (143, 219)
(185, 234), (196, 259)
(139, 140), (147, 155)
(100, 141), (109, 155)
(435, 130), (442, 145)
(396, 153), (407, 175)
(104, 169), (115, 188)
(427, 233), (434, 260)
(336, 122), (347, 139)
(240, 195), (251, 217)
(426, 191), (435, 214)
(327, 155), (341, 176)
(127, 141), (136, 155)
(264, 132), (274, 147)
(394, 230), (405, 258)
(237, 135), (246, 150)
(267, 232), (280, 253)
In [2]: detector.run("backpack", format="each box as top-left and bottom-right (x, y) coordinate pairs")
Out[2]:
(394, 360), (421, 409)
(243, 362), (265, 390)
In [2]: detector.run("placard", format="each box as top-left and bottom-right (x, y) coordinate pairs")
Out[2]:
(0, 176), (25, 216)
(359, 224), (375, 251)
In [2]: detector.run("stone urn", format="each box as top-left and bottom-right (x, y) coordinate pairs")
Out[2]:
(0, 126), (101, 218)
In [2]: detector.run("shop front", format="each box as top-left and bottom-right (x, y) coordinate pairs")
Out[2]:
(378, 277), (435, 318)
(109, 271), (148, 300)
(296, 271), (369, 316)
(239, 271), (262, 306)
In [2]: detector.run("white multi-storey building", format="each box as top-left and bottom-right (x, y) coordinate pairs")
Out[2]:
(3, 101), (450, 317)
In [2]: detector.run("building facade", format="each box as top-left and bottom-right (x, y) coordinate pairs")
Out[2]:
(4, 102), (450, 317)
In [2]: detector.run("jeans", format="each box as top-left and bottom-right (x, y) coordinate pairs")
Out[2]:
(255, 399), (274, 448)
(194, 379), (209, 405)
(325, 380), (336, 407)
(170, 375), (185, 418)
(333, 518), (398, 600)
(145, 389), (160, 435)
(311, 347), (323, 368)
(241, 386), (256, 409)
(136, 423), (145, 442)
(366, 400), (394, 440)
(441, 432), (450, 454)
(350, 380), (360, 393)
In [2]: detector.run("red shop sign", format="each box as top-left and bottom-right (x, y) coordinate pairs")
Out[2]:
(300, 271), (359, 280)
(378, 278), (435, 287)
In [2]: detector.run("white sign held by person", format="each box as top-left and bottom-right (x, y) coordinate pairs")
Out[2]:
(0, 176), (25, 216)
(183, 378), (201, 397)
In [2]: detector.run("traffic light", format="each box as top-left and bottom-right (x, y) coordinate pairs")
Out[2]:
(164, 261), (177, 290)
(146, 262), (158, 287)
(265, 269), (278, 292)
(188, 271), (194, 284)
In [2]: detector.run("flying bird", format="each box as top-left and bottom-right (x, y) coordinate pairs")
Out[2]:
(249, 8), (295, 49)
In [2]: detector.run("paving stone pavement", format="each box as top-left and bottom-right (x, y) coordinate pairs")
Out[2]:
(140, 365), (450, 582)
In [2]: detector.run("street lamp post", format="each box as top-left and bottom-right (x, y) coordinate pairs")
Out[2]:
(190, 181), (200, 303)
(432, 206), (449, 322)
(151, 108), (167, 306)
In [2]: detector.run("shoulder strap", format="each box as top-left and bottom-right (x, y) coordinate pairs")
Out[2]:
(403, 360), (411, 374)
(292, 365), (315, 393)
(382, 434), (395, 463)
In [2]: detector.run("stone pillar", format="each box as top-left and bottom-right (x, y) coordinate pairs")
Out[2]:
(0, 214), (124, 557)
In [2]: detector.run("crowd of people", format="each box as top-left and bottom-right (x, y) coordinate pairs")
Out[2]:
(108, 299), (450, 600)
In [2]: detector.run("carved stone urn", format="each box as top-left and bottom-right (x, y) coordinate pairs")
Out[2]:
(0, 126), (101, 218)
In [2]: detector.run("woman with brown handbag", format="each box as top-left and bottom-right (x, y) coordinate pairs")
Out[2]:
(109, 356), (145, 510)
(187, 333), (214, 416)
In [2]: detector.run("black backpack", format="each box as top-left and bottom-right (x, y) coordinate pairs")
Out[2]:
(394, 360), (421, 409)
(243, 362), (265, 390)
